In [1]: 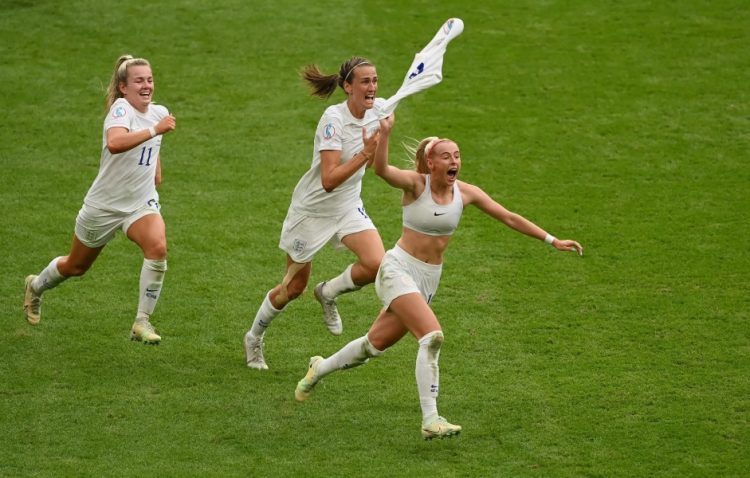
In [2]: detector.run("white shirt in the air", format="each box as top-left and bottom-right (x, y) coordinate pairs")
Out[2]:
(84, 98), (169, 213)
(289, 98), (386, 217)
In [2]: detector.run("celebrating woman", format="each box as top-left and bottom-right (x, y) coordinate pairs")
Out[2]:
(294, 113), (583, 439)
(23, 54), (176, 344)
(244, 57), (387, 370)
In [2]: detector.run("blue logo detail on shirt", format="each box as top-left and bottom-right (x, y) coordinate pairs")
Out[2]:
(323, 123), (336, 139)
(112, 106), (126, 118)
(443, 19), (455, 34)
(408, 62), (425, 79)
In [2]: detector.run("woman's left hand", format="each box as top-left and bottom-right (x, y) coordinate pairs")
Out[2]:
(378, 113), (395, 136)
(553, 239), (583, 256)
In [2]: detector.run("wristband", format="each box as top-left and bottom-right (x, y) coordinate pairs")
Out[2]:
(544, 233), (556, 245)
(148, 126), (157, 138)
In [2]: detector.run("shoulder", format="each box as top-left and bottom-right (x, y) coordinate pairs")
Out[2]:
(457, 180), (484, 203)
(321, 102), (345, 121)
(104, 98), (134, 125)
(108, 98), (134, 117)
(150, 103), (169, 117)
(317, 104), (345, 137)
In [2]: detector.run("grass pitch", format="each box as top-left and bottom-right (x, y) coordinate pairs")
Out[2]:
(1, 1), (748, 476)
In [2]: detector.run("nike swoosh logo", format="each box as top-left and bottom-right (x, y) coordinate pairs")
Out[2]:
(434, 212), (446, 216)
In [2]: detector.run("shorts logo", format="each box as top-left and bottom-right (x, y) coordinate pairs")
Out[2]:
(323, 123), (335, 140)
(292, 239), (307, 254)
(112, 106), (126, 118)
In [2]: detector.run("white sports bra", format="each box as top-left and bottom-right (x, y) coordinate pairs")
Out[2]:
(402, 175), (463, 236)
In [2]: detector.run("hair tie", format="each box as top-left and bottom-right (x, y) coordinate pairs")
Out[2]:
(343, 60), (372, 83)
(424, 137), (443, 158)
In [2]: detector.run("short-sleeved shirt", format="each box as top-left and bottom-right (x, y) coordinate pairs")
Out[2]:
(83, 98), (169, 213)
(288, 98), (386, 217)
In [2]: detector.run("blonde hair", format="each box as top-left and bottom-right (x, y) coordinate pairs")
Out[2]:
(402, 137), (453, 174)
(300, 56), (373, 99)
(105, 54), (151, 110)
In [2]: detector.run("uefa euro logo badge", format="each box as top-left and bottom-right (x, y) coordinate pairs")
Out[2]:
(323, 123), (335, 140)
(112, 106), (126, 118)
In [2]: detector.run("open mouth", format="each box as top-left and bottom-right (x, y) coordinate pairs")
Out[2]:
(447, 167), (458, 179)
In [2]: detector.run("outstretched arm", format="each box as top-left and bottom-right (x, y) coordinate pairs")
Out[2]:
(372, 114), (423, 193)
(460, 181), (583, 255)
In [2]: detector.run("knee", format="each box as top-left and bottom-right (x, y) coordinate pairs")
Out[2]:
(420, 330), (444, 357)
(358, 259), (381, 282)
(145, 240), (167, 260)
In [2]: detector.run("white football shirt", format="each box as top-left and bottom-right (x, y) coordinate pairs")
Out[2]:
(289, 98), (386, 217)
(83, 98), (169, 213)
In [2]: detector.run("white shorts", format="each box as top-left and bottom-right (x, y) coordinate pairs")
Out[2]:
(279, 205), (376, 263)
(375, 244), (442, 308)
(75, 200), (161, 248)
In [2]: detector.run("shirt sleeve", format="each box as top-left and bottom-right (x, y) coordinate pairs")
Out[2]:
(104, 100), (134, 132)
(154, 104), (169, 120)
(316, 113), (343, 152)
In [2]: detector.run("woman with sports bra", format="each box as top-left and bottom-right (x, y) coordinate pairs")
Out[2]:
(294, 113), (583, 440)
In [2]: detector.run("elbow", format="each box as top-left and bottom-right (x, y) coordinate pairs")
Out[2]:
(321, 180), (336, 193)
(106, 141), (125, 154)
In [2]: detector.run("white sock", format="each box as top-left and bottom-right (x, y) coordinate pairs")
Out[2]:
(32, 257), (66, 294)
(322, 264), (361, 299)
(316, 335), (383, 379)
(249, 291), (282, 338)
(137, 259), (167, 320)
(416, 331), (443, 423)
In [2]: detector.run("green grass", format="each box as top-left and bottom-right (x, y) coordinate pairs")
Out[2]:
(1, 0), (748, 476)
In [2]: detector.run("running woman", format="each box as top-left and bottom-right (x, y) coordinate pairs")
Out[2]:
(244, 57), (386, 370)
(23, 54), (176, 344)
(294, 113), (583, 439)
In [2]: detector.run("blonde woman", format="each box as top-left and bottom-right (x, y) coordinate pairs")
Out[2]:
(23, 54), (176, 344)
(295, 114), (583, 439)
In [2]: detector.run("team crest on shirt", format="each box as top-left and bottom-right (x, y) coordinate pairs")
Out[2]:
(323, 123), (335, 139)
(112, 106), (126, 118)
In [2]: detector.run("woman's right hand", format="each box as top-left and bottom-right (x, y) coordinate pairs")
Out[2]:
(156, 114), (177, 135)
